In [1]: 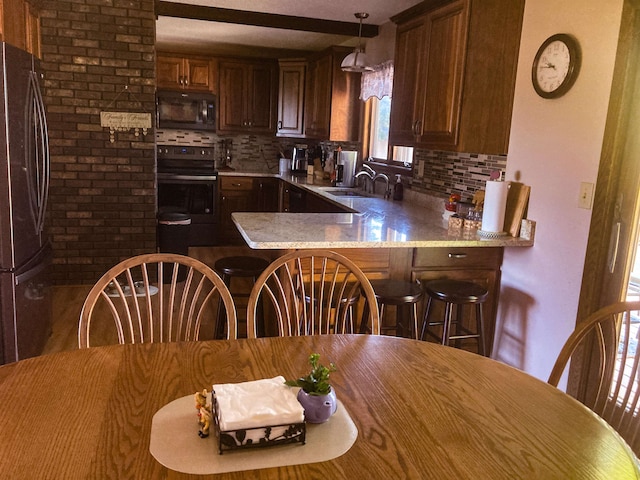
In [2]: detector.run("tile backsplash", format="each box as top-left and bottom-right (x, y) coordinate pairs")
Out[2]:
(156, 130), (507, 202)
(410, 149), (507, 202)
(156, 130), (359, 173)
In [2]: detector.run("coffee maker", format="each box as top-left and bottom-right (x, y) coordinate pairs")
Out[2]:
(291, 144), (308, 174)
(335, 150), (358, 187)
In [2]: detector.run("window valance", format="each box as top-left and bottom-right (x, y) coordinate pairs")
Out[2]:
(360, 61), (394, 101)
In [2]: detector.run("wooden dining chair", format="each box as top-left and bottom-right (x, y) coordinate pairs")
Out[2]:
(78, 253), (237, 348)
(548, 300), (640, 453)
(246, 249), (380, 338)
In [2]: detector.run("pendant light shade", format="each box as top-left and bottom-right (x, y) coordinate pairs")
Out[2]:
(341, 13), (374, 72)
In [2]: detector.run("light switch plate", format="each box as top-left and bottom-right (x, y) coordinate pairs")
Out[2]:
(417, 160), (424, 177)
(578, 182), (595, 210)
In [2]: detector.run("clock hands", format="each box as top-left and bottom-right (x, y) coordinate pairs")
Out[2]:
(541, 62), (556, 70)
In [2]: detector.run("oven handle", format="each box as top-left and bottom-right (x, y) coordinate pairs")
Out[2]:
(157, 174), (218, 181)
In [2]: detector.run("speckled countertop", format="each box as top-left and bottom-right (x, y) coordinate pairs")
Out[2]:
(222, 171), (534, 250)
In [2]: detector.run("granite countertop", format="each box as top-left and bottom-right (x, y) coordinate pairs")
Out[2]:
(225, 172), (535, 250)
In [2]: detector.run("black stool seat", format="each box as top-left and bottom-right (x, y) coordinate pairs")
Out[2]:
(371, 279), (423, 305)
(421, 279), (488, 356)
(360, 279), (423, 338)
(215, 256), (270, 279)
(424, 279), (488, 304)
(214, 256), (270, 338)
(303, 282), (360, 334)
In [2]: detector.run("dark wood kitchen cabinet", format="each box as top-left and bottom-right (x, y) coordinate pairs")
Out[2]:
(218, 176), (279, 245)
(389, 0), (524, 155)
(280, 183), (350, 214)
(218, 58), (277, 134)
(256, 177), (279, 212)
(305, 191), (351, 213)
(277, 59), (306, 138)
(0, 0), (41, 56)
(304, 46), (361, 142)
(157, 53), (214, 92)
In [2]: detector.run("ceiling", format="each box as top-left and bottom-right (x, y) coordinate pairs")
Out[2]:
(155, 0), (423, 57)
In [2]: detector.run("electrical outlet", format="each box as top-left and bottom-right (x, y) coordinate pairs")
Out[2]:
(578, 182), (595, 210)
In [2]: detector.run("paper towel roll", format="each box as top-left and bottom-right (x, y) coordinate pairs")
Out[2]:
(481, 181), (510, 233)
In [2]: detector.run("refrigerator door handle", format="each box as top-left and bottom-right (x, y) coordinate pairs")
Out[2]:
(14, 255), (47, 285)
(27, 70), (50, 236)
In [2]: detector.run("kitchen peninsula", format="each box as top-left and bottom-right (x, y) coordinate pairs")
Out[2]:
(229, 172), (533, 352)
(230, 172), (533, 249)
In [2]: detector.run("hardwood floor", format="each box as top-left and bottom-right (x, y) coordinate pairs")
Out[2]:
(42, 285), (91, 355)
(41, 246), (281, 355)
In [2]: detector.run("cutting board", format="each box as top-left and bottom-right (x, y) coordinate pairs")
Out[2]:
(504, 182), (530, 237)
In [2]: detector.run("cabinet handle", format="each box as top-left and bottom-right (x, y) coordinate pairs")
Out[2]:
(448, 253), (468, 259)
(413, 119), (422, 136)
(184, 76), (188, 86)
(231, 183), (242, 187)
(277, 120), (282, 130)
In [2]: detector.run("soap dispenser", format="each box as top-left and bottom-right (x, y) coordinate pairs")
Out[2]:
(393, 174), (404, 201)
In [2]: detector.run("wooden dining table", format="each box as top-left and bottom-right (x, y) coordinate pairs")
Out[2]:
(0, 334), (638, 479)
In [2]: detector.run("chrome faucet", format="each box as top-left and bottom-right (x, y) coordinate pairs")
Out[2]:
(373, 173), (391, 198)
(361, 164), (376, 176)
(355, 170), (374, 192)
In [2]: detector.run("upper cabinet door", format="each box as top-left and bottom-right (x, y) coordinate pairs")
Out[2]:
(304, 53), (332, 139)
(218, 59), (277, 134)
(388, 17), (427, 145)
(218, 61), (247, 131)
(157, 54), (213, 92)
(389, 0), (468, 148)
(186, 58), (214, 91)
(389, 0), (524, 155)
(419, 0), (469, 147)
(277, 60), (306, 138)
(248, 62), (277, 132)
(303, 47), (360, 142)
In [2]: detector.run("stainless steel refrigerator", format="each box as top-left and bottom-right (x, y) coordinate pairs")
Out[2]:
(0, 42), (51, 364)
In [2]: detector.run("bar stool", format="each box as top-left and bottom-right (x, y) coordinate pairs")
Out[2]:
(214, 256), (270, 338)
(420, 279), (488, 356)
(359, 279), (423, 339)
(303, 284), (360, 334)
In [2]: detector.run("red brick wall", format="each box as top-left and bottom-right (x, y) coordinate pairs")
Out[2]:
(40, 0), (157, 284)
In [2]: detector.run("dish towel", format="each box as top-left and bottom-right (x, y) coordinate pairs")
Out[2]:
(213, 376), (304, 432)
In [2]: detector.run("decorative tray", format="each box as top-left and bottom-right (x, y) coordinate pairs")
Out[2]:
(212, 392), (306, 454)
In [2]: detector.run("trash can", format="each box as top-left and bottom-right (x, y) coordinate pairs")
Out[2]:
(158, 212), (192, 283)
(157, 212), (191, 255)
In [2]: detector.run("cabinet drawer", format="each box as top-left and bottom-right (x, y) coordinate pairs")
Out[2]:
(413, 247), (503, 269)
(220, 177), (254, 191)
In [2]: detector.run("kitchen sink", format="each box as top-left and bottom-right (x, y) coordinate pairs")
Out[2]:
(318, 187), (370, 198)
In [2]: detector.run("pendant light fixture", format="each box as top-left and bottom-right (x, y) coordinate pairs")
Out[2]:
(341, 12), (374, 72)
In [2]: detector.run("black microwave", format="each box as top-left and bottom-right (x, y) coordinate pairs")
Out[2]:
(156, 90), (216, 131)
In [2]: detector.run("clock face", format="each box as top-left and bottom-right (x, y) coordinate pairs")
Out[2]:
(532, 34), (581, 99)
(535, 41), (571, 92)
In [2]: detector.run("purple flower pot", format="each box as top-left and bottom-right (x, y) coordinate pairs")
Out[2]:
(297, 387), (337, 423)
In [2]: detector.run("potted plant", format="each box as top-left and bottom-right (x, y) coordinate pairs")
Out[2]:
(285, 353), (338, 423)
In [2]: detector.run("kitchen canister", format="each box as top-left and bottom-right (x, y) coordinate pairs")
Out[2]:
(279, 158), (291, 175)
(479, 180), (510, 237)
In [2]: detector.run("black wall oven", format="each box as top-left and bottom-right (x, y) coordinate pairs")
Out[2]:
(157, 145), (217, 246)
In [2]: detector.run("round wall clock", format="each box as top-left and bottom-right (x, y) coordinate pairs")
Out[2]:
(531, 33), (581, 99)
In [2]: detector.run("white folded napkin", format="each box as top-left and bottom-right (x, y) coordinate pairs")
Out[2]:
(213, 376), (304, 431)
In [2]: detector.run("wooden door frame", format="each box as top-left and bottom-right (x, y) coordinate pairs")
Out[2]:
(575, 0), (640, 397)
